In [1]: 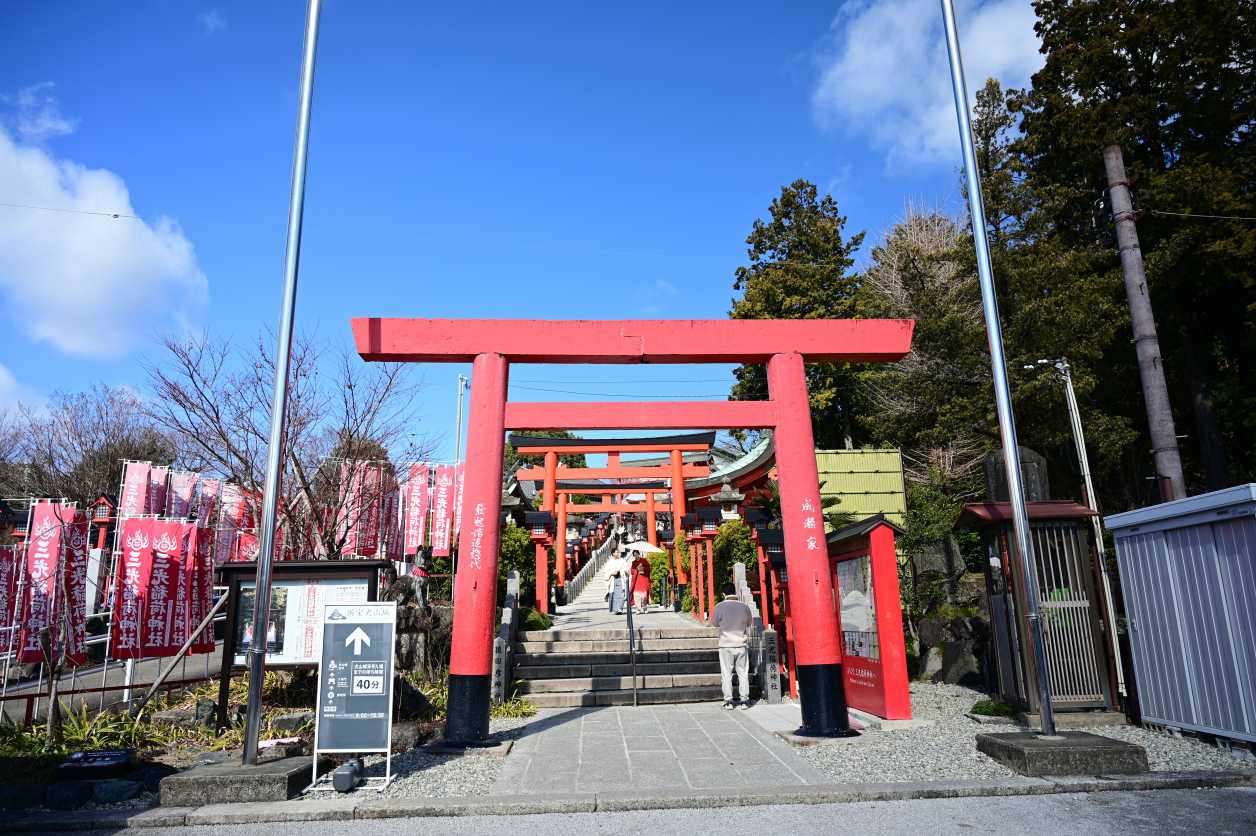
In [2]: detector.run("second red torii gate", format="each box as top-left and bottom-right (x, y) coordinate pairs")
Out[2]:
(353, 316), (913, 743)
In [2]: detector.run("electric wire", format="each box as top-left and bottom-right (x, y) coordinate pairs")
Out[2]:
(1152, 210), (1256, 221)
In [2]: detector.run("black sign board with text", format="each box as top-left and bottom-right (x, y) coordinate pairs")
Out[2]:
(314, 601), (396, 754)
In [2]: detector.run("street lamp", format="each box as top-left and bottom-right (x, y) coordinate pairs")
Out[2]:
(1024, 357), (1126, 697)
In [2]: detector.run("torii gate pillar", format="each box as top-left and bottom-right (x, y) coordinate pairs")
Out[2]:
(447, 352), (509, 743)
(768, 351), (848, 735)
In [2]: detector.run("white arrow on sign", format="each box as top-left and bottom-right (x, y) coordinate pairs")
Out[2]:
(345, 627), (371, 655)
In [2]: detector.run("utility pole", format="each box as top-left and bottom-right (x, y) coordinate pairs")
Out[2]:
(451, 374), (469, 594)
(242, 0), (324, 766)
(941, 0), (1056, 736)
(1103, 146), (1186, 503)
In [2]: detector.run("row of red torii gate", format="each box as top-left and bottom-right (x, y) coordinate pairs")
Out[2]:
(352, 316), (914, 741)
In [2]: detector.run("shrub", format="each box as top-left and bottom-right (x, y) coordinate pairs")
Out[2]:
(970, 699), (1015, 717)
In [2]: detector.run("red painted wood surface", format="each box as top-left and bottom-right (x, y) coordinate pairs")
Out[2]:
(354, 318), (914, 364)
(505, 401), (777, 431)
(449, 353), (509, 676)
(516, 464), (709, 480)
(767, 352), (842, 668)
(829, 524), (912, 720)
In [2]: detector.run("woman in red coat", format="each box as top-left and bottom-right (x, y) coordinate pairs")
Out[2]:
(630, 552), (653, 614)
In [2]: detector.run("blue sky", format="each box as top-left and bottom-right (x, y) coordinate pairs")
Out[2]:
(0, 1), (1042, 462)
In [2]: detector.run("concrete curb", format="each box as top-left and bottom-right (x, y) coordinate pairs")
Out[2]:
(2, 771), (1253, 829)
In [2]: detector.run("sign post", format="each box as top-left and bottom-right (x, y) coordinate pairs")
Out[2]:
(308, 601), (396, 792)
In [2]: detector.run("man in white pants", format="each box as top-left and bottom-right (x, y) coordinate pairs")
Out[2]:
(710, 582), (754, 709)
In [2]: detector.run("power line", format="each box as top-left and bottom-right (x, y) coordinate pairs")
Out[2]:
(1152, 210), (1256, 221)
(0, 201), (739, 262)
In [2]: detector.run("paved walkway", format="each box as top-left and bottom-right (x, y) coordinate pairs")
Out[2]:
(549, 572), (708, 633)
(492, 704), (830, 794)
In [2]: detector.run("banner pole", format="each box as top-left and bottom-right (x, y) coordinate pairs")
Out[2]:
(939, 0), (1056, 735)
(242, 0), (324, 766)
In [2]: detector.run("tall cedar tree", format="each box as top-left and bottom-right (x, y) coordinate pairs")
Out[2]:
(728, 180), (867, 449)
(1012, 0), (1256, 494)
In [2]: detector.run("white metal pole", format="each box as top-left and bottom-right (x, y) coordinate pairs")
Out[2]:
(939, 0), (1056, 735)
(242, 0), (324, 766)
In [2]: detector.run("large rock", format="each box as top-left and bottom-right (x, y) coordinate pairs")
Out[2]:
(916, 617), (949, 652)
(194, 698), (218, 727)
(391, 721), (423, 753)
(151, 708), (197, 729)
(394, 676), (434, 720)
(917, 646), (944, 680)
(91, 780), (142, 805)
(272, 711), (314, 731)
(933, 639), (980, 686)
(0, 782), (45, 810)
(45, 780), (92, 810)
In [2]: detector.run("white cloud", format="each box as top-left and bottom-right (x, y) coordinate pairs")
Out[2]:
(0, 362), (41, 410)
(198, 11), (226, 35)
(812, 0), (1043, 169)
(0, 89), (208, 358)
(0, 82), (78, 143)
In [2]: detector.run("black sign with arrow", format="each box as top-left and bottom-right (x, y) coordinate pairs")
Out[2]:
(314, 602), (396, 753)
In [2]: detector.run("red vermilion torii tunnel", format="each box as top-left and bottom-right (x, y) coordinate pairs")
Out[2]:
(352, 317), (914, 742)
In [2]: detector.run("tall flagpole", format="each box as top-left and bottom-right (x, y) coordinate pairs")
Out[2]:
(939, 0), (1056, 735)
(242, 0), (324, 765)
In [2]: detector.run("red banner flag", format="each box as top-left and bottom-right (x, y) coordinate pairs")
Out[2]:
(403, 464), (429, 555)
(119, 462), (151, 517)
(220, 484), (245, 531)
(62, 511), (90, 666)
(190, 526), (216, 654)
(383, 487), (402, 561)
(235, 532), (260, 562)
(0, 546), (19, 631)
(197, 478), (220, 525)
(168, 472), (198, 519)
(357, 465), (381, 556)
(453, 466), (465, 539)
(430, 466), (455, 557)
(19, 503), (66, 662)
(143, 521), (183, 657)
(339, 463), (364, 555)
(213, 529), (234, 566)
(150, 467), (169, 517)
(110, 517), (154, 660)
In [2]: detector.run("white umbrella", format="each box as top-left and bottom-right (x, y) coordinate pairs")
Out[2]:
(627, 542), (665, 555)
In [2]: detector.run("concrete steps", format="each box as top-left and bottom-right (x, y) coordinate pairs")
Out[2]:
(512, 622), (749, 707)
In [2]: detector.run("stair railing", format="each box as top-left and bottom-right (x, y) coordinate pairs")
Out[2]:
(567, 518), (619, 602)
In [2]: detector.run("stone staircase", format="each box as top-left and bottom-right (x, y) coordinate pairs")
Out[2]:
(512, 626), (730, 707)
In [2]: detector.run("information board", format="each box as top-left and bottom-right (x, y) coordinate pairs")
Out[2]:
(231, 578), (369, 666)
(314, 601), (395, 754)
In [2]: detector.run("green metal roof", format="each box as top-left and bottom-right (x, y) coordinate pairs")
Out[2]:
(815, 448), (907, 532)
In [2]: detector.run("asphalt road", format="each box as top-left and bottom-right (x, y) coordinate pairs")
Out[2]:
(144, 787), (1256, 836)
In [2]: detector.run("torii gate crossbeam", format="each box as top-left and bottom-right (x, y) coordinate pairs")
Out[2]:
(353, 317), (913, 743)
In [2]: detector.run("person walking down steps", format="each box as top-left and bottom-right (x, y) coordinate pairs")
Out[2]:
(604, 546), (628, 615)
(711, 582), (753, 709)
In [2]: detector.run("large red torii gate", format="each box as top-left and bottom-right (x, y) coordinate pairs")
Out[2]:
(353, 317), (913, 742)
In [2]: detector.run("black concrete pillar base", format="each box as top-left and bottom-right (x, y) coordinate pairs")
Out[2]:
(445, 673), (491, 744)
(675, 584), (686, 612)
(797, 663), (856, 737)
(555, 586), (567, 607)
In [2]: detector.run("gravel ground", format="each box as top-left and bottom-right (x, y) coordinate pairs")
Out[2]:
(351, 716), (534, 798)
(795, 682), (1256, 784)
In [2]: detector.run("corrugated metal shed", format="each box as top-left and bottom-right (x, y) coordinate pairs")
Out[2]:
(815, 449), (907, 532)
